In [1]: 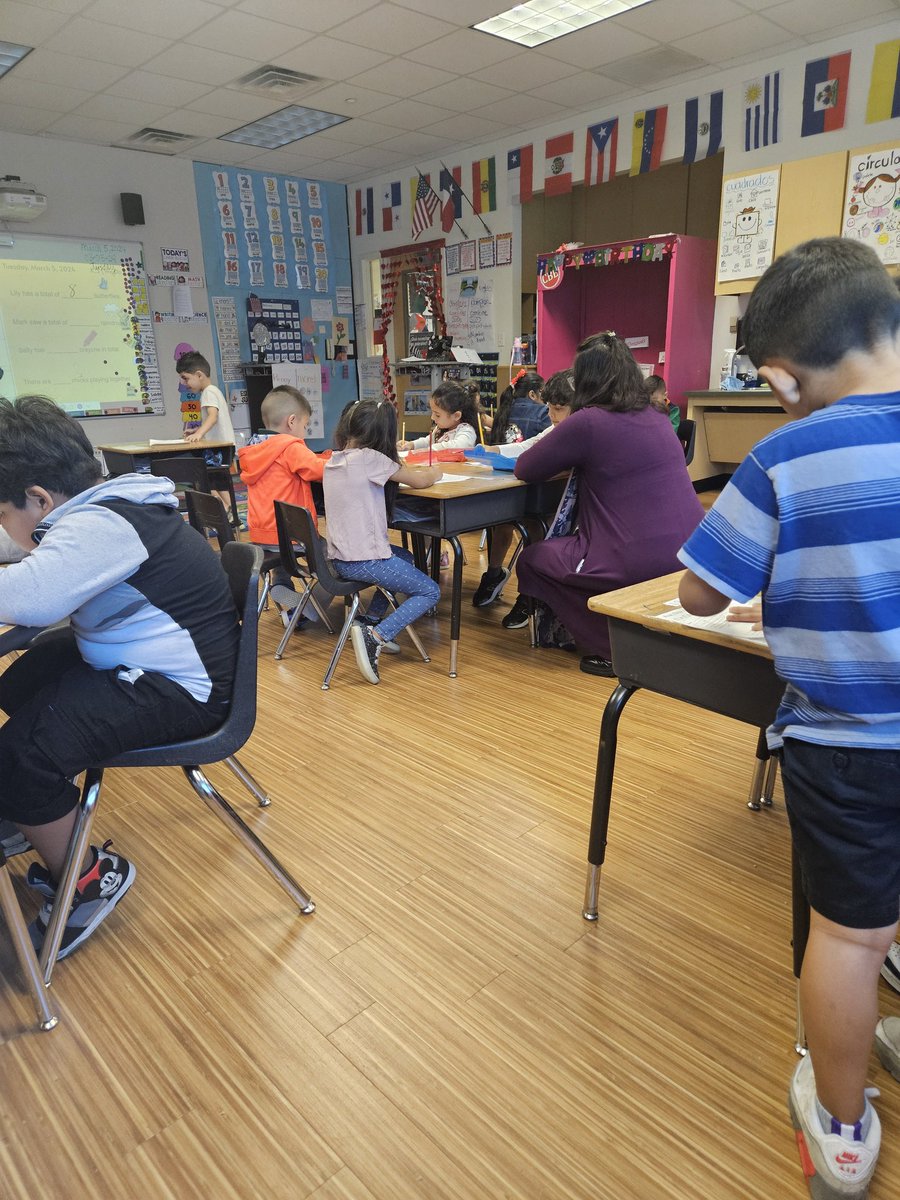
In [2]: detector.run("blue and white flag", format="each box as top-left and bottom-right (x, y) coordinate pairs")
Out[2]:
(743, 72), (780, 151)
(683, 91), (723, 163)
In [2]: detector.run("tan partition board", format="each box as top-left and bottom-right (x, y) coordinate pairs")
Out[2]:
(703, 410), (790, 463)
(774, 151), (848, 258)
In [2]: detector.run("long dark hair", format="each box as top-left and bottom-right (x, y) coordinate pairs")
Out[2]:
(488, 369), (544, 445)
(333, 399), (400, 519)
(431, 381), (481, 442)
(571, 332), (648, 413)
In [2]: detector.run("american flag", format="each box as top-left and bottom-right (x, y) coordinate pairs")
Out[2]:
(412, 174), (439, 240)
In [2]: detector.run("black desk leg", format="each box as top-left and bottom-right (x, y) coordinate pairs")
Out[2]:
(447, 535), (464, 677)
(583, 682), (638, 920)
(792, 842), (810, 1054)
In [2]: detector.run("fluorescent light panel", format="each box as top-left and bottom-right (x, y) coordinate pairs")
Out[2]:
(0, 41), (32, 77)
(221, 104), (348, 149)
(474, 0), (654, 47)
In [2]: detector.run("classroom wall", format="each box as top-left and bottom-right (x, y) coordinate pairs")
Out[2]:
(351, 16), (900, 387)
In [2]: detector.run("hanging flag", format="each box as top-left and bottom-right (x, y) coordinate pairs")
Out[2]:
(411, 173), (439, 240)
(381, 181), (401, 232)
(584, 119), (618, 186)
(544, 133), (573, 196)
(355, 186), (373, 237)
(507, 145), (533, 204)
(683, 92), (723, 163)
(630, 107), (667, 176)
(472, 156), (496, 213)
(801, 52), (851, 137)
(743, 72), (780, 151)
(866, 37), (900, 123)
(439, 165), (462, 232)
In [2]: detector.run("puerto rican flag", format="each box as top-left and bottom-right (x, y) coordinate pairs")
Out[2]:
(584, 119), (618, 186)
(630, 106), (667, 175)
(801, 52), (850, 137)
(355, 186), (373, 236)
(381, 181), (401, 232)
(683, 92), (723, 163)
(507, 145), (533, 204)
(544, 132), (573, 196)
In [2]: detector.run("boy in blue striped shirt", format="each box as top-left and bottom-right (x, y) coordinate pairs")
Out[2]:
(678, 238), (900, 1200)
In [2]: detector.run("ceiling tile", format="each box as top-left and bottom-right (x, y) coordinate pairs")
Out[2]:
(765, 0), (897, 36)
(334, 144), (412, 166)
(74, 93), (175, 125)
(377, 130), (451, 155)
(672, 14), (794, 63)
(240, 148), (325, 171)
(277, 133), (358, 158)
(287, 82), (396, 119)
(41, 18), (171, 67)
(346, 58), (456, 98)
(0, 76), (92, 112)
(104, 71), (214, 107)
(140, 43), (259, 85)
(468, 51), (575, 91)
(234, 0), (381, 33)
(274, 37), (389, 81)
(0, 1), (71, 43)
(45, 112), (138, 142)
(387, 0), (505, 21)
(305, 160), (361, 181)
(531, 71), (625, 110)
(25, 0), (94, 13)
(191, 139), (272, 166)
(318, 118), (407, 145)
(409, 28), (523, 72)
(336, 4), (458, 54)
(467, 94), (566, 128)
(360, 97), (455, 128)
(186, 89), (286, 120)
(422, 112), (508, 142)
(416, 78), (515, 113)
(11, 48), (129, 90)
(617, 0), (747, 41)
(0, 104), (58, 134)
(186, 11), (312, 58)
(157, 109), (240, 138)
(80, 0), (223, 38)
(541, 24), (660, 70)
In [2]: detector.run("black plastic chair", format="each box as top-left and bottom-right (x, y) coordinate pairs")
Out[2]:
(37, 542), (315, 983)
(273, 500), (431, 688)
(149, 455), (211, 493)
(0, 845), (59, 1031)
(676, 418), (696, 466)
(184, 490), (282, 619)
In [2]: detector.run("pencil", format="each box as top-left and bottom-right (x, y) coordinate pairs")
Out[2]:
(477, 410), (485, 444)
(428, 430), (433, 466)
(402, 420), (406, 442)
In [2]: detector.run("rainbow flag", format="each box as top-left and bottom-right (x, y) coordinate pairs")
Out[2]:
(630, 107), (667, 176)
(471, 157), (496, 213)
(866, 37), (900, 123)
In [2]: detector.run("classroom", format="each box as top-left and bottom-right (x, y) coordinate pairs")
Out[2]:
(1, 2), (900, 1197)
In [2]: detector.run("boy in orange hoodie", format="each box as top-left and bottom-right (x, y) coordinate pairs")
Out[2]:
(238, 385), (328, 619)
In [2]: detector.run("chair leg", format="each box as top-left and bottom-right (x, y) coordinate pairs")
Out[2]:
(322, 594), (360, 689)
(274, 594), (309, 660)
(224, 754), (271, 807)
(257, 574), (271, 617)
(381, 589), (430, 663)
(0, 858), (59, 1031)
(40, 768), (103, 985)
(182, 766), (315, 914)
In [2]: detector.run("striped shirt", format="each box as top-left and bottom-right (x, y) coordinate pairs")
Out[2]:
(678, 392), (900, 749)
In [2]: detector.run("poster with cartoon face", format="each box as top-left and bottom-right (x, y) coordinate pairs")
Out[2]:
(717, 168), (780, 283)
(843, 146), (900, 267)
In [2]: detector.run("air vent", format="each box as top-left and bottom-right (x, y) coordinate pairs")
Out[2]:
(598, 47), (706, 87)
(117, 127), (199, 154)
(234, 65), (324, 99)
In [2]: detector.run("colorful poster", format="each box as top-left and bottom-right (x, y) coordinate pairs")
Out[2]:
(213, 171), (231, 200)
(842, 145), (900, 266)
(161, 246), (190, 271)
(264, 176), (279, 204)
(307, 182), (322, 209)
(271, 361), (324, 437)
(267, 206), (283, 233)
(241, 201), (258, 229)
(717, 168), (780, 283)
(237, 173), (254, 202)
(217, 201), (235, 229)
(212, 295), (241, 382)
(478, 236), (495, 269)
(270, 234), (285, 261)
(286, 180), (301, 206)
(292, 235), (307, 261)
(249, 259), (264, 287)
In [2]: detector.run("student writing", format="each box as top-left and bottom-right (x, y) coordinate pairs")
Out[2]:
(397, 381), (479, 452)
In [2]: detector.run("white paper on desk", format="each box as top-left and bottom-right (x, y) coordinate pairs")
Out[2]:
(148, 438), (188, 445)
(436, 473), (472, 483)
(656, 602), (767, 642)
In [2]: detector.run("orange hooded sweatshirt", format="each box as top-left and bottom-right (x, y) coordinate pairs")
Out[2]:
(238, 432), (328, 545)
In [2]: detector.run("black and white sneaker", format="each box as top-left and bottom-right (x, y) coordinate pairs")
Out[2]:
(501, 594), (531, 629)
(28, 841), (135, 961)
(358, 613), (400, 654)
(882, 941), (900, 994)
(472, 567), (510, 608)
(0, 818), (30, 858)
(350, 622), (381, 684)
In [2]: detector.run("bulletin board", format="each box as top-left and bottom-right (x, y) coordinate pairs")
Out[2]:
(193, 163), (356, 449)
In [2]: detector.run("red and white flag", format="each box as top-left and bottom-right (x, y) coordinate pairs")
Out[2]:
(544, 133), (573, 196)
(411, 173), (439, 240)
(584, 119), (618, 186)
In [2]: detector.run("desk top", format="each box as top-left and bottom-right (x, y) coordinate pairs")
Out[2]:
(98, 439), (234, 454)
(588, 571), (773, 661)
(400, 460), (526, 500)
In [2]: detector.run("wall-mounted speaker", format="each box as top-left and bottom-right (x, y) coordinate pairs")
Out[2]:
(120, 192), (145, 225)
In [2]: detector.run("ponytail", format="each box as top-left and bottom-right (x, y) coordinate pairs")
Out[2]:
(488, 369), (544, 444)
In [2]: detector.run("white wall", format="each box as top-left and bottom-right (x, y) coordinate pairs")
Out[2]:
(2, 130), (208, 446)
(351, 16), (900, 384)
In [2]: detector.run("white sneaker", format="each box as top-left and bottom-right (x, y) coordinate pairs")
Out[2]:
(788, 1053), (880, 1199)
(875, 1016), (900, 1084)
(880, 941), (900, 993)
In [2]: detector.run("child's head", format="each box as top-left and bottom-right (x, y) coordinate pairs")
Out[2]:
(542, 369), (575, 425)
(488, 369), (544, 444)
(571, 332), (648, 413)
(261, 385), (312, 438)
(742, 238), (900, 414)
(175, 350), (211, 392)
(0, 395), (102, 549)
(645, 374), (668, 413)
(509, 369), (544, 402)
(334, 399), (398, 461)
(430, 381), (479, 437)
(464, 381), (482, 408)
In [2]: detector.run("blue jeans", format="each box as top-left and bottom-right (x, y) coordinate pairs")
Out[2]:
(332, 546), (440, 644)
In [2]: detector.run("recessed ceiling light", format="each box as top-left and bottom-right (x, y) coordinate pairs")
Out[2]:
(473, 0), (654, 48)
(0, 40), (32, 78)
(221, 104), (348, 149)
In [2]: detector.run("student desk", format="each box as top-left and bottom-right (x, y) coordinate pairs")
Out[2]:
(98, 440), (235, 476)
(392, 463), (564, 677)
(580, 572), (810, 1045)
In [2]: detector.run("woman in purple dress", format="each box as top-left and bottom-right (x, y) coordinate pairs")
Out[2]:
(514, 332), (704, 676)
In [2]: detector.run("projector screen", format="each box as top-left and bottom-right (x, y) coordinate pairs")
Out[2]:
(0, 232), (163, 418)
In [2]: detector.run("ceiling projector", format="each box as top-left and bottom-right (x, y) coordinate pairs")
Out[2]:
(0, 176), (47, 221)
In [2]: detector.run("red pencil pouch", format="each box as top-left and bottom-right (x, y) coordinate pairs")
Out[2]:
(404, 448), (467, 464)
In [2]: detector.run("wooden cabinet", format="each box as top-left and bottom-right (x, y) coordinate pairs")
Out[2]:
(536, 235), (716, 416)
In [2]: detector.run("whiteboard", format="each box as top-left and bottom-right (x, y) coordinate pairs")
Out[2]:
(0, 232), (163, 417)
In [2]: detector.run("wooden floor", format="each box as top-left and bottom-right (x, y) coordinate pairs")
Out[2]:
(2, 530), (899, 1200)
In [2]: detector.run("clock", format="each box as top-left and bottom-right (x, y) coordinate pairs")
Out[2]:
(251, 321), (271, 362)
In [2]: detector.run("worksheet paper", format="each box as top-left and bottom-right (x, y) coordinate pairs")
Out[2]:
(657, 600), (767, 642)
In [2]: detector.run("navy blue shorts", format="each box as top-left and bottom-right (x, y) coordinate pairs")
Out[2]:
(780, 738), (900, 929)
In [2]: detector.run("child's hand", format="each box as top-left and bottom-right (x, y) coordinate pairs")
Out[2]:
(397, 439), (412, 452)
(727, 602), (763, 631)
(184, 430), (202, 443)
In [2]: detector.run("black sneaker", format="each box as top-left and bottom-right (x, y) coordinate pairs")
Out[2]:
(472, 567), (510, 608)
(350, 621), (381, 684)
(501, 594), (531, 629)
(358, 613), (400, 654)
(28, 841), (135, 961)
(579, 656), (615, 677)
(0, 818), (30, 858)
(882, 942), (900, 994)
